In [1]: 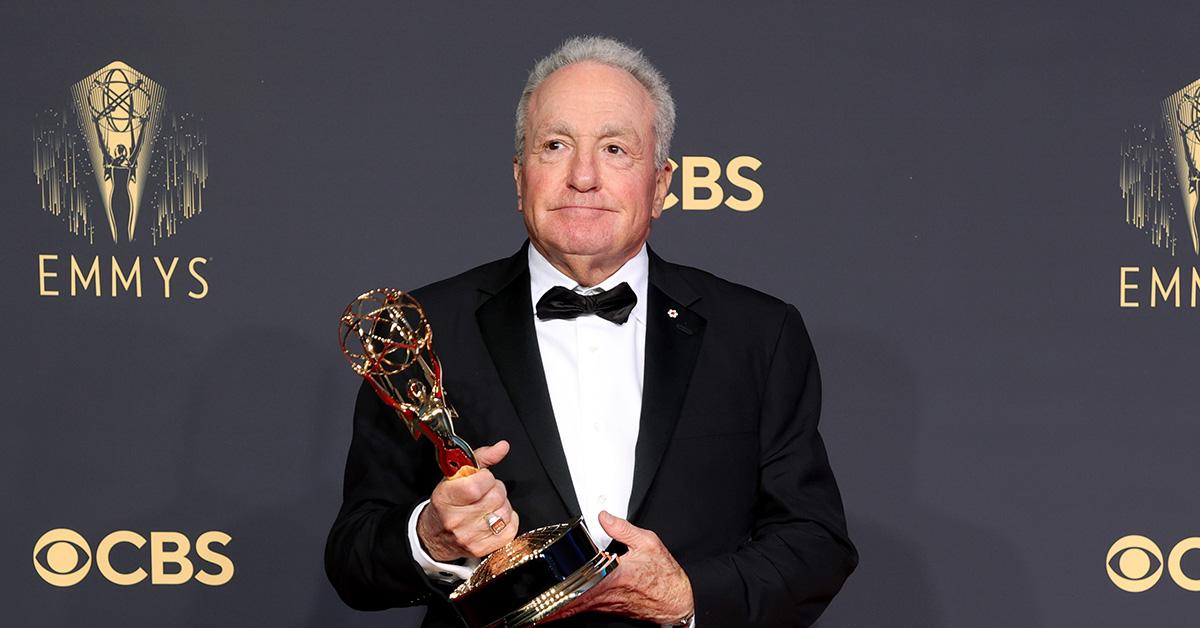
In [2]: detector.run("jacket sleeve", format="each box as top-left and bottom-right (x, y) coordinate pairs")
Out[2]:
(324, 378), (452, 611)
(683, 305), (858, 627)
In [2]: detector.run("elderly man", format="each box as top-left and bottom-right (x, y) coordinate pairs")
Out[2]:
(326, 36), (857, 627)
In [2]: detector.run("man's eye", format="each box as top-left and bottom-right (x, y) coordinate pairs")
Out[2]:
(605, 145), (625, 155)
(545, 140), (564, 150)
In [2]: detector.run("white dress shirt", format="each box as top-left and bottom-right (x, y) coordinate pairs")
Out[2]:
(527, 242), (647, 551)
(407, 244), (647, 583)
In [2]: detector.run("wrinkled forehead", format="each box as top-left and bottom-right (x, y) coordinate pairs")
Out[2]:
(527, 62), (655, 138)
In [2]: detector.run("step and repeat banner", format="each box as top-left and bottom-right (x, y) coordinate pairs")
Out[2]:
(2, 2), (1198, 627)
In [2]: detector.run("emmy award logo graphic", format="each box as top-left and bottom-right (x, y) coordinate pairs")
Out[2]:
(1120, 78), (1200, 258)
(34, 60), (208, 245)
(1171, 87), (1200, 257)
(85, 66), (157, 244)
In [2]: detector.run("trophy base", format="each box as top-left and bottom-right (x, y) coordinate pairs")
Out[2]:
(450, 519), (619, 628)
(493, 549), (618, 627)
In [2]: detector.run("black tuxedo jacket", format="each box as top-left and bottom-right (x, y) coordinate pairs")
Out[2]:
(325, 244), (857, 627)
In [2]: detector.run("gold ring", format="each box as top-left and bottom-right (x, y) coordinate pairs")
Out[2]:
(486, 513), (506, 535)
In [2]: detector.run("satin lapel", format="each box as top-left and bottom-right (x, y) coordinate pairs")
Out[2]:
(627, 253), (706, 521)
(475, 258), (582, 517)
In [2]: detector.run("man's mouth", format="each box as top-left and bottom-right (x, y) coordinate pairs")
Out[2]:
(552, 205), (615, 212)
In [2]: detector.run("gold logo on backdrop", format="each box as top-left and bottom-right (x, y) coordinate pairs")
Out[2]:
(33, 61), (212, 299)
(1171, 86), (1200, 256)
(33, 528), (93, 587)
(1106, 535), (1163, 592)
(1121, 80), (1200, 256)
(34, 60), (208, 245)
(1106, 535), (1200, 592)
(1117, 80), (1200, 307)
(33, 528), (233, 587)
(662, 156), (763, 212)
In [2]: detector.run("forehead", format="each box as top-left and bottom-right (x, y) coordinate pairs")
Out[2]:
(527, 61), (654, 134)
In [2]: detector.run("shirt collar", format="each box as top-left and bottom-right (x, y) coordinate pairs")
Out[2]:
(527, 243), (649, 325)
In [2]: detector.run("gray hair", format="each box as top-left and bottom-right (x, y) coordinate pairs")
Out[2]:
(514, 36), (676, 168)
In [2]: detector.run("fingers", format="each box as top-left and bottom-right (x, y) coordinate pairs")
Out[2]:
(498, 509), (519, 544)
(448, 465), (478, 480)
(473, 439), (510, 468)
(599, 511), (653, 548)
(549, 518), (690, 624)
(544, 564), (620, 621)
(441, 468), (503, 506)
(421, 466), (519, 560)
(476, 477), (511, 515)
(459, 509), (518, 557)
(433, 472), (509, 522)
(426, 498), (519, 558)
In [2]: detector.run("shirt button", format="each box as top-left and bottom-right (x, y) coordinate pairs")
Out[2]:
(588, 345), (598, 353)
(592, 422), (601, 432)
(597, 494), (608, 504)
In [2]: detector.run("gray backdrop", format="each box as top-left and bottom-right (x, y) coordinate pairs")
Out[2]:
(3, 1), (1198, 626)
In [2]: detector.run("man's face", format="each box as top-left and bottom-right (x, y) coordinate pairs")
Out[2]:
(514, 61), (672, 272)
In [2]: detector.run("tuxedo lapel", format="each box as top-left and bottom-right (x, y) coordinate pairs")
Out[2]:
(627, 251), (706, 521)
(475, 246), (582, 517)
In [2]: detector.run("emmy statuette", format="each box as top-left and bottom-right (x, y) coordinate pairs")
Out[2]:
(338, 288), (618, 627)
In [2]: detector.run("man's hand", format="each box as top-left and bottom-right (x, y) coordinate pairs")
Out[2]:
(416, 440), (520, 561)
(548, 511), (694, 624)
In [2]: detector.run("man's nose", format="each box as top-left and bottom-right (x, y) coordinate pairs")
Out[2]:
(567, 147), (598, 193)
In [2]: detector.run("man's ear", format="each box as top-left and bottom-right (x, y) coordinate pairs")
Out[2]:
(651, 158), (675, 219)
(513, 157), (524, 212)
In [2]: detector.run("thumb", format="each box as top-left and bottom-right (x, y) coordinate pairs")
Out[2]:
(598, 511), (642, 546)
(473, 440), (510, 468)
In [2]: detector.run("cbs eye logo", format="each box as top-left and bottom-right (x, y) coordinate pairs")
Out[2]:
(1107, 535), (1200, 592)
(33, 529), (92, 587)
(33, 528), (233, 587)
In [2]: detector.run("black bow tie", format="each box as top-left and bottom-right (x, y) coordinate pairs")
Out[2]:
(535, 282), (637, 324)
